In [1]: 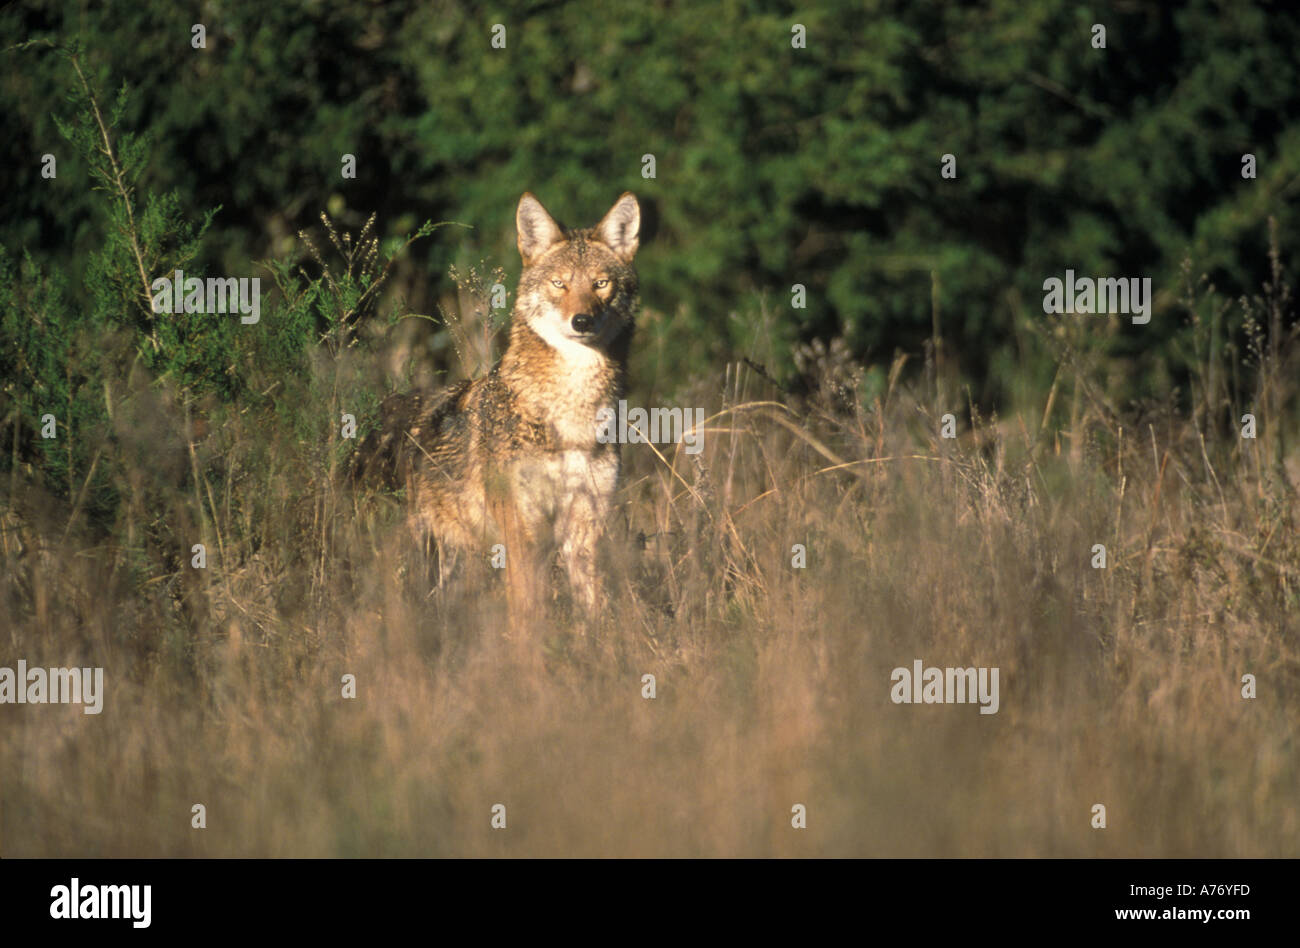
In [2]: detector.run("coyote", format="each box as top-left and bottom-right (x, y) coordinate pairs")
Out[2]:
(354, 192), (641, 618)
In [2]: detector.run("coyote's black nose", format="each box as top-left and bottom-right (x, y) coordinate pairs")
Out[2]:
(571, 313), (595, 334)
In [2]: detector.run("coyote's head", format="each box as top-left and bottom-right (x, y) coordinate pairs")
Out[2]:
(513, 192), (640, 360)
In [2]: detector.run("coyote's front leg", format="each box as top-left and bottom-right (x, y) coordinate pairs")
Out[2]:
(488, 488), (543, 635)
(557, 490), (605, 615)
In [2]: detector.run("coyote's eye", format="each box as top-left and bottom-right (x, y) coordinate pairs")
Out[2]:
(551, 279), (565, 289)
(593, 278), (609, 289)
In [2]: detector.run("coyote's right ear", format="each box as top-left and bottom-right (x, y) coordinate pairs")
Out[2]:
(596, 192), (640, 262)
(516, 193), (565, 265)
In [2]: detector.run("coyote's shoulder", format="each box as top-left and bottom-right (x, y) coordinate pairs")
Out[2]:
(354, 191), (641, 613)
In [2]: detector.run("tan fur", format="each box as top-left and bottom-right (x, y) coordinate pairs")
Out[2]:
(354, 192), (641, 619)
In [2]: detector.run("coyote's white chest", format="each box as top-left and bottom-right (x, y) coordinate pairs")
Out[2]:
(511, 448), (619, 526)
(540, 345), (614, 447)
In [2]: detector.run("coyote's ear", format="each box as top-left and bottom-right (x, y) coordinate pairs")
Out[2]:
(516, 193), (565, 265)
(595, 192), (640, 262)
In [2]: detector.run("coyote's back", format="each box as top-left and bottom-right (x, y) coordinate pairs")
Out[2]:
(353, 191), (641, 617)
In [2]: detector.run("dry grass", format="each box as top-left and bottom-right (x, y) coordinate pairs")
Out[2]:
(3, 322), (1297, 858)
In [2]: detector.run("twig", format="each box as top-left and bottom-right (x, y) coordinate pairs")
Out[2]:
(67, 53), (158, 349)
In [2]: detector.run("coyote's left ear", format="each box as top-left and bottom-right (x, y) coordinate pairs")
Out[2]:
(517, 192), (565, 265)
(595, 192), (640, 262)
